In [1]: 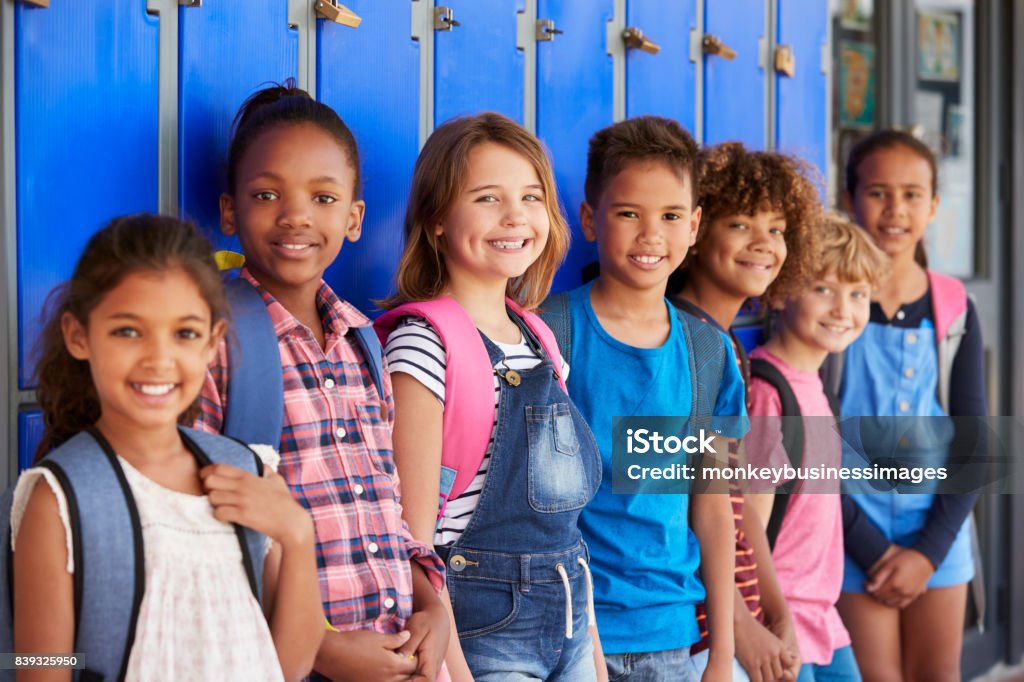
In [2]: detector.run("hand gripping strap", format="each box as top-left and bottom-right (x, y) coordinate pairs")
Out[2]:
(223, 278), (284, 447)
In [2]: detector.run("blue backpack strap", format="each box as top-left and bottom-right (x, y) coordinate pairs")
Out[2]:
(42, 428), (146, 682)
(223, 277), (284, 446)
(538, 292), (572, 365)
(350, 325), (386, 403)
(179, 427), (266, 604)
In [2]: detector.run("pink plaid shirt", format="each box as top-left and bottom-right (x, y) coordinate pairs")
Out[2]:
(196, 269), (444, 632)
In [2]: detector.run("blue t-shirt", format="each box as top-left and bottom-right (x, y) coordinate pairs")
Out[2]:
(566, 282), (748, 654)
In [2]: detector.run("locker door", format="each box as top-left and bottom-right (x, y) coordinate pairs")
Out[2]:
(775, 0), (828, 177)
(537, 0), (614, 292)
(18, 412), (43, 473)
(702, 0), (767, 147)
(15, 0), (160, 387)
(434, 0), (524, 125)
(625, 0), (698, 129)
(318, 1), (420, 315)
(178, 1), (298, 247)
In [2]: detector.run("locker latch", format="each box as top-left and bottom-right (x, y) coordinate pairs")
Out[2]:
(19, 0), (49, 6)
(434, 6), (461, 31)
(774, 44), (796, 77)
(702, 34), (737, 60)
(622, 27), (660, 55)
(535, 19), (564, 42)
(315, 0), (362, 28)
(178, 0), (201, 6)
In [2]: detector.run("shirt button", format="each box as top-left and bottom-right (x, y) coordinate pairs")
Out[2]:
(383, 597), (396, 609)
(907, 332), (917, 345)
(323, 377), (336, 389)
(898, 436), (910, 448)
(336, 427), (346, 439)
(353, 484), (365, 496)
(367, 542), (380, 554)
(896, 310), (906, 320)
(899, 401), (910, 413)
(904, 368), (915, 379)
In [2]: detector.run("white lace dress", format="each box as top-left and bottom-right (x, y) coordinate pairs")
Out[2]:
(11, 448), (284, 682)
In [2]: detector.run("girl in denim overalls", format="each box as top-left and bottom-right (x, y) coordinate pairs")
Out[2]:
(377, 113), (604, 682)
(836, 130), (986, 681)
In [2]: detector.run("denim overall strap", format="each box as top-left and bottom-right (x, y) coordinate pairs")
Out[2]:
(440, 311), (602, 676)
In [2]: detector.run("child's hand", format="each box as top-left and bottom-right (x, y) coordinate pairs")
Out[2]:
(735, 611), (794, 682)
(397, 598), (450, 681)
(315, 629), (419, 681)
(200, 464), (313, 548)
(867, 546), (934, 608)
(766, 617), (801, 681)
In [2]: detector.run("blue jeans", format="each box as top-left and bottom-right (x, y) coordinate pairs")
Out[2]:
(606, 647), (700, 682)
(796, 646), (862, 682)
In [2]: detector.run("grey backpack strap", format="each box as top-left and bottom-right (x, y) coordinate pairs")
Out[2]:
(539, 292), (573, 365)
(45, 428), (146, 682)
(819, 352), (845, 403)
(179, 427), (266, 604)
(676, 309), (727, 424)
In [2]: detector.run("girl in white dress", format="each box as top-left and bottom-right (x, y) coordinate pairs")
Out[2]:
(13, 215), (324, 681)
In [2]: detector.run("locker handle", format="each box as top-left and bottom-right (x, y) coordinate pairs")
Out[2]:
(702, 34), (736, 60)
(18, 0), (50, 6)
(315, 0), (361, 28)
(178, 0), (202, 6)
(536, 19), (563, 42)
(774, 44), (796, 77)
(434, 6), (461, 31)
(622, 27), (660, 55)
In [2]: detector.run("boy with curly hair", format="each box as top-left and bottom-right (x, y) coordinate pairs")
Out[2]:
(669, 142), (824, 681)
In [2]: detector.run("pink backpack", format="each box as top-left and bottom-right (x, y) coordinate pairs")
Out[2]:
(375, 297), (568, 520)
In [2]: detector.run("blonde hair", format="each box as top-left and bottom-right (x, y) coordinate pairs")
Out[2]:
(380, 113), (569, 311)
(815, 212), (890, 289)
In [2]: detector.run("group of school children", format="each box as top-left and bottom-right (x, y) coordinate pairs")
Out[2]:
(7, 81), (985, 682)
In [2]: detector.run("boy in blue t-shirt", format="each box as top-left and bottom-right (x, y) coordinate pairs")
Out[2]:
(562, 117), (748, 681)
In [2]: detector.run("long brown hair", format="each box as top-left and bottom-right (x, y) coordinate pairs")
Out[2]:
(380, 113), (569, 311)
(33, 214), (228, 461)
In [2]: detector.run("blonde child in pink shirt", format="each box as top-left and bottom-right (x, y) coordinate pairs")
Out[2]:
(747, 214), (888, 681)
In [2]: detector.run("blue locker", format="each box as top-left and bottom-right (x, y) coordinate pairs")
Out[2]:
(537, 0), (614, 293)
(435, 0), (525, 125)
(775, 0), (829, 179)
(317, 1), (420, 315)
(625, 0), (698, 130)
(18, 411), (44, 473)
(702, 0), (766, 147)
(178, 1), (298, 247)
(15, 0), (160, 387)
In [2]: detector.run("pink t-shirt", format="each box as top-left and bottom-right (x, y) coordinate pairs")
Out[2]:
(747, 347), (851, 666)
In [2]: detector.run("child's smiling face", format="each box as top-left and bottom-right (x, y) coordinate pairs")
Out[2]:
(693, 209), (788, 301)
(62, 268), (223, 437)
(582, 160), (700, 292)
(220, 122), (365, 300)
(779, 270), (872, 357)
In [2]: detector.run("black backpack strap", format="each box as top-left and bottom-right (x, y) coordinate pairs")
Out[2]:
(749, 358), (804, 550)
(539, 292), (573, 365)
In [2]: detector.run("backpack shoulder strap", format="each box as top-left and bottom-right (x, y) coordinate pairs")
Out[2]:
(42, 428), (145, 681)
(375, 298), (494, 519)
(538, 292), (573, 366)
(350, 325), (386, 403)
(927, 270), (968, 343)
(749, 358), (803, 550)
(819, 352), (845, 407)
(179, 427), (265, 604)
(223, 277), (284, 447)
(675, 308), (727, 422)
(507, 298), (569, 393)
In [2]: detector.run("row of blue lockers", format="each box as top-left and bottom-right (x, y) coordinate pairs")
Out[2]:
(11, 0), (828, 468)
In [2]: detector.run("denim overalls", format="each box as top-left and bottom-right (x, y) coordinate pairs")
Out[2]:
(840, 318), (974, 591)
(438, 314), (603, 681)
